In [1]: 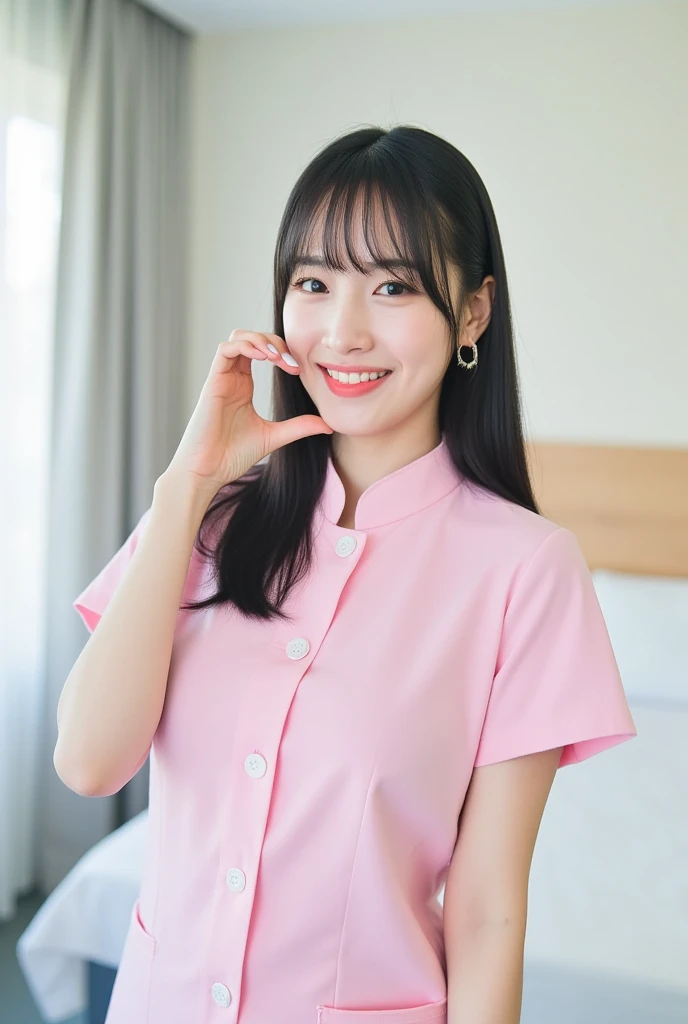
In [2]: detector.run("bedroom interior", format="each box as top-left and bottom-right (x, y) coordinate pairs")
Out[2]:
(2, 0), (686, 1021)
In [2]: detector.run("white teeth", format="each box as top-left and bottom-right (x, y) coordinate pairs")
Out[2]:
(326, 369), (390, 384)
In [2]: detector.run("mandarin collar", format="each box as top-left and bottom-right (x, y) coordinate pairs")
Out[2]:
(318, 435), (461, 531)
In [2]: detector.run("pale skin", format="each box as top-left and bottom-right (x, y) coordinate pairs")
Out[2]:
(280, 202), (563, 1021)
(443, 746), (563, 1023)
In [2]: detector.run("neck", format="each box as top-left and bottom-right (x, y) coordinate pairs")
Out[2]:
(331, 425), (443, 528)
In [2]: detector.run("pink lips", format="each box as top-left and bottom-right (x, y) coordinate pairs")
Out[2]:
(319, 365), (392, 398)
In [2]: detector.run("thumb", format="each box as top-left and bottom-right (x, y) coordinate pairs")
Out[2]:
(266, 415), (334, 453)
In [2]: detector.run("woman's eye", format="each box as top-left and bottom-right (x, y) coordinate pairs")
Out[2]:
(291, 277), (413, 296)
(379, 280), (411, 296)
(295, 277), (325, 293)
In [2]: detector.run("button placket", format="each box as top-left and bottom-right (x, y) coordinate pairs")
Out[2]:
(206, 523), (365, 1018)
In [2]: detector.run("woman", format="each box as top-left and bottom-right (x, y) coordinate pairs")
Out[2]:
(56, 125), (637, 1024)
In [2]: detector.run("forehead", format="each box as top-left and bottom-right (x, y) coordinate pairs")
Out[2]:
(294, 193), (417, 274)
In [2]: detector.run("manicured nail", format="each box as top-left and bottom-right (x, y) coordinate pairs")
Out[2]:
(282, 352), (299, 367)
(266, 343), (278, 354)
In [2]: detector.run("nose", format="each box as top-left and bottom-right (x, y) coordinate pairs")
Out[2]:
(321, 300), (376, 359)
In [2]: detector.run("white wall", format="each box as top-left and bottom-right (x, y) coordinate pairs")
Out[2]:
(187, 2), (688, 447)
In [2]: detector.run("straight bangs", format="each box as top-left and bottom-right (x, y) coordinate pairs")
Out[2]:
(274, 153), (462, 344)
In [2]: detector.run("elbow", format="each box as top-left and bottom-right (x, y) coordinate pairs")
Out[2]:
(53, 737), (147, 797)
(53, 743), (120, 798)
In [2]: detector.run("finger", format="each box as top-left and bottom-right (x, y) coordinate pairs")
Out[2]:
(225, 330), (282, 360)
(262, 334), (301, 372)
(220, 332), (300, 374)
(217, 339), (267, 372)
(267, 415), (333, 453)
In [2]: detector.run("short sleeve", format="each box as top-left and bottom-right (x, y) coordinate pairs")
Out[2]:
(473, 526), (637, 769)
(73, 507), (153, 634)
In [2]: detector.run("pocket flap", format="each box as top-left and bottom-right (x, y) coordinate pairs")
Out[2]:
(317, 997), (447, 1023)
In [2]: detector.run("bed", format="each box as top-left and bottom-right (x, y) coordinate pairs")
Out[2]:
(16, 441), (688, 1023)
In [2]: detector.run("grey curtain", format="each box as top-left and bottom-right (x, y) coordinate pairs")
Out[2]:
(39, 0), (191, 894)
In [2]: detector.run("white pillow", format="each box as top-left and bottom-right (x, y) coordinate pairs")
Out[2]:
(592, 570), (688, 708)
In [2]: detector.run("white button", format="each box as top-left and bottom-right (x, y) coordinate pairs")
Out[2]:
(226, 868), (246, 892)
(244, 753), (267, 778)
(335, 535), (357, 557)
(286, 637), (310, 660)
(211, 982), (232, 1007)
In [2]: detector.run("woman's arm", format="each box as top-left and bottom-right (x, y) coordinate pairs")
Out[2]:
(55, 476), (212, 796)
(443, 745), (563, 1024)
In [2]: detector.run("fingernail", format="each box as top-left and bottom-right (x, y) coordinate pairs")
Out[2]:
(282, 352), (299, 367)
(267, 343), (278, 354)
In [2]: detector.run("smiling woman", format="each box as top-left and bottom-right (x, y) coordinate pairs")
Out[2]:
(184, 125), (516, 621)
(62, 124), (635, 1024)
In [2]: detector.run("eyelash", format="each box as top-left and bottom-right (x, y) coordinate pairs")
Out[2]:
(290, 276), (416, 297)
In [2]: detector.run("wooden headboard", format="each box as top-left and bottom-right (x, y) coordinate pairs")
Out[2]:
(526, 442), (688, 578)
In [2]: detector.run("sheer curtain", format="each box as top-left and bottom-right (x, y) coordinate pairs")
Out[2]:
(0, 0), (70, 922)
(1, 0), (191, 921)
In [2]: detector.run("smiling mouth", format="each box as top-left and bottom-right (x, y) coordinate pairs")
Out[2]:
(318, 364), (393, 396)
(319, 367), (392, 383)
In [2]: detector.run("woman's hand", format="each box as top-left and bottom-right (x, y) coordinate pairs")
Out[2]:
(162, 330), (333, 498)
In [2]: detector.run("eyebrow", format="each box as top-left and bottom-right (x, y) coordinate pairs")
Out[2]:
(292, 255), (417, 274)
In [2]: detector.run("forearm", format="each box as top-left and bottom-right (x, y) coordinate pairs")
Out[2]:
(446, 917), (526, 1024)
(55, 475), (212, 796)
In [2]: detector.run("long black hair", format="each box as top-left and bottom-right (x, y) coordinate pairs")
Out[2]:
(181, 124), (540, 624)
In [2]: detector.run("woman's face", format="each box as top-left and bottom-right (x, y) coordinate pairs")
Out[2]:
(281, 216), (459, 441)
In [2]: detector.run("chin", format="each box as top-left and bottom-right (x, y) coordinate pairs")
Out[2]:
(322, 419), (389, 438)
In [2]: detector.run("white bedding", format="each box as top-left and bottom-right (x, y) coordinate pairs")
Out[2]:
(16, 811), (147, 1023)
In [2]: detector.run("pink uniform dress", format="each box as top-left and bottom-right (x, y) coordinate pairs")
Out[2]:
(72, 435), (636, 1024)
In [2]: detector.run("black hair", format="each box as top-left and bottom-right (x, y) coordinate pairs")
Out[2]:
(181, 124), (540, 624)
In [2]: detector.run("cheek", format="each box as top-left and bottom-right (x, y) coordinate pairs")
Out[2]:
(281, 300), (296, 338)
(391, 318), (448, 374)
(281, 300), (318, 355)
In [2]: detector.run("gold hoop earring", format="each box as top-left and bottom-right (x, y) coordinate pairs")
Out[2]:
(457, 342), (478, 370)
